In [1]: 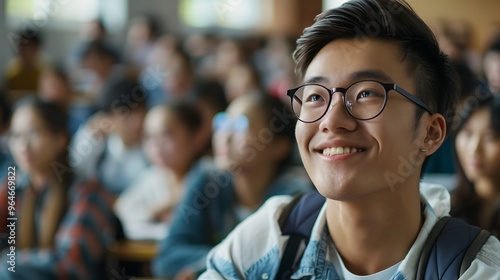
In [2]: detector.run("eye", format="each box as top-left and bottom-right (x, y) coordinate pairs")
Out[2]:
(305, 93), (325, 102)
(357, 90), (382, 99)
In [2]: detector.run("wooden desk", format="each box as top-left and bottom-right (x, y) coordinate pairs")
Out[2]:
(108, 240), (158, 262)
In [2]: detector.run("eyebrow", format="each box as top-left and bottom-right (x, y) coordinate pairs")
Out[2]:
(349, 70), (393, 83)
(303, 70), (394, 85)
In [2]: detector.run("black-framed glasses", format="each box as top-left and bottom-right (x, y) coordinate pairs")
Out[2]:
(286, 80), (434, 123)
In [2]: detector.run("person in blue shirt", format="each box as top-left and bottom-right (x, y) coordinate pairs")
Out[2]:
(152, 92), (312, 279)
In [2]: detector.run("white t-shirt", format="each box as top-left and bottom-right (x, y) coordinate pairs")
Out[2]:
(114, 166), (182, 240)
(329, 240), (402, 280)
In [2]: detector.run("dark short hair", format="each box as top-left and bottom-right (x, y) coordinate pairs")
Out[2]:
(80, 40), (120, 63)
(97, 75), (146, 113)
(250, 92), (296, 143)
(13, 97), (68, 136)
(192, 80), (228, 113)
(17, 28), (42, 47)
(0, 92), (11, 126)
(293, 0), (458, 133)
(485, 39), (500, 55)
(163, 100), (203, 133)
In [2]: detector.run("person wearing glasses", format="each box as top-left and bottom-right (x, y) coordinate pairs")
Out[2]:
(152, 92), (312, 280)
(199, 0), (500, 279)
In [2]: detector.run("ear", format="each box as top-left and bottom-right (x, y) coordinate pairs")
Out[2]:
(419, 113), (446, 155)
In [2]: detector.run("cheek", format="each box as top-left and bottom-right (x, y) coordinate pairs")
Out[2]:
(213, 131), (228, 154)
(485, 142), (500, 170)
(455, 135), (468, 162)
(231, 132), (250, 151)
(295, 123), (311, 152)
(33, 139), (60, 164)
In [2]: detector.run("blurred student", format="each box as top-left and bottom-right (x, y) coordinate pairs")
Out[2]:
(141, 50), (196, 107)
(70, 75), (149, 196)
(114, 101), (208, 240)
(124, 14), (160, 70)
(0, 93), (12, 182)
(152, 92), (312, 279)
(483, 39), (500, 94)
(209, 39), (244, 84)
(77, 40), (121, 103)
(72, 18), (116, 62)
(39, 64), (96, 135)
(0, 97), (117, 280)
(224, 63), (261, 102)
(452, 93), (500, 237)
(5, 29), (46, 94)
(191, 80), (228, 156)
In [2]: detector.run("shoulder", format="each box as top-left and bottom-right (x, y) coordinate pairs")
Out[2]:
(419, 182), (451, 217)
(204, 195), (294, 278)
(184, 168), (233, 195)
(461, 236), (500, 279)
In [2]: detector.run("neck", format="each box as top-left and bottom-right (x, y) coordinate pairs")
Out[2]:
(326, 180), (422, 275)
(30, 169), (57, 192)
(122, 139), (140, 149)
(160, 165), (190, 190)
(233, 164), (278, 209)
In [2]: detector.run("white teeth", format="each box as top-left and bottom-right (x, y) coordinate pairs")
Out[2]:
(322, 147), (362, 156)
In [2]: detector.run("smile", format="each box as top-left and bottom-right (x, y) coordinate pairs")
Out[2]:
(322, 147), (365, 156)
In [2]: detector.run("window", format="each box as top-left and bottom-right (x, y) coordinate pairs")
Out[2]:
(322, 0), (349, 11)
(180, 0), (267, 30)
(6, 0), (126, 30)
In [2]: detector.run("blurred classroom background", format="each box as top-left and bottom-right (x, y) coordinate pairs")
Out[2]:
(0, 0), (499, 279)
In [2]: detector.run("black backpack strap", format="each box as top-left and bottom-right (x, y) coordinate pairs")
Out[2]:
(276, 191), (325, 279)
(278, 193), (306, 229)
(416, 216), (491, 280)
(416, 216), (451, 280)
(459, 229), (491, 275)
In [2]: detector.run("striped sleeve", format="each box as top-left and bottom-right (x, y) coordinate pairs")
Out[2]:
(0, 180), (118, 280)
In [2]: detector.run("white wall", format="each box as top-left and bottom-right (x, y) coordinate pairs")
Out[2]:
(128, 0), (181, 35)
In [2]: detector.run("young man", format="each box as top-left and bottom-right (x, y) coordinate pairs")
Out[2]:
(199, 0), (500, 279)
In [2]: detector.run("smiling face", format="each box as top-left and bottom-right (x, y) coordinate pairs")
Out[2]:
(295, 39), (433, 201)
(455, 107), (500, 194)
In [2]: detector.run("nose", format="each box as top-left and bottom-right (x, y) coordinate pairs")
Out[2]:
(470, 135), (483, 156)
(318, 91), (357, 133)
(214, 128), (232, 147)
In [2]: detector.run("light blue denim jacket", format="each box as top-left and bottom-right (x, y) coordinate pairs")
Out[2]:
(152, 167), (313, 278)
(200, 183), (500, 279)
